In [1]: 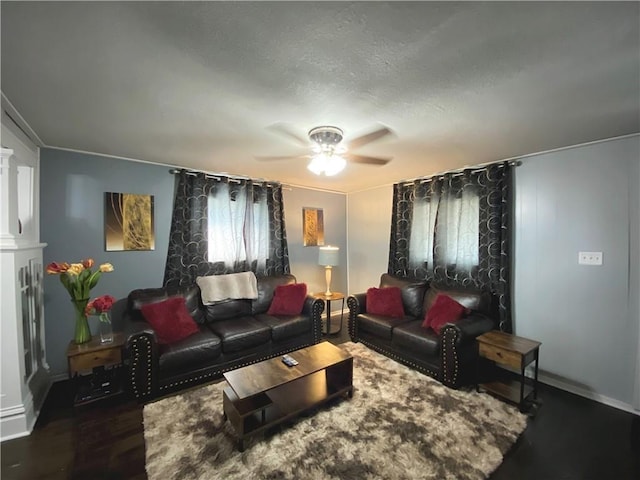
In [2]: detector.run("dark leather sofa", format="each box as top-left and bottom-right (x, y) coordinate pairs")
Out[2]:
(347, 273), (498, 388)
(124, 274), (324, 400)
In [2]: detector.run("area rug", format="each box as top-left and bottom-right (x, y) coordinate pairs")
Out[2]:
(143, 342), (527, 480)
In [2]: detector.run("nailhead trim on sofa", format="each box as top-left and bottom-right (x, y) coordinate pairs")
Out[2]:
(159, 342), (314, 392)
(359, 338), (440, 380)
(441, 326), (460, 387)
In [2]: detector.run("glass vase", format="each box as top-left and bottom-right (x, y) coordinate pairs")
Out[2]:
(71, 298), (92, 345)
(98, 311), (113, 344)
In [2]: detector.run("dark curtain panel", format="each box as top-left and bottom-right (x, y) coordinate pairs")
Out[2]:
(163, 170), (290, 287)
(388, 163), (513, 332)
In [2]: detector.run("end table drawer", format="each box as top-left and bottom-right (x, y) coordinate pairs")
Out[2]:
(479, 343), (521, 369)
(69, 348), (122, 374)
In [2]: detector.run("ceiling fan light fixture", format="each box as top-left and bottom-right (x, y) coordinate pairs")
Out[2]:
(307, 155), (326, 175)
(259, 123), (392, 174)
(308, 126), (343, 146)
(324, 155), (346, 176)
(307, 153), (346, 176)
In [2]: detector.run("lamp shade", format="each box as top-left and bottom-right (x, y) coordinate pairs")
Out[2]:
(318, 246), (339, 266)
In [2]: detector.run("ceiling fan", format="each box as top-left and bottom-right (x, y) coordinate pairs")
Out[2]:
(257, 125), (393, 176)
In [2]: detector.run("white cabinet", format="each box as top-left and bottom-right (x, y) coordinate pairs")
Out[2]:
(1, 120), (50, 441)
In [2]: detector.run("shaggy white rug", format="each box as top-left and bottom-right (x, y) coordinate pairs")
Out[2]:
(144, 342), (527, 480)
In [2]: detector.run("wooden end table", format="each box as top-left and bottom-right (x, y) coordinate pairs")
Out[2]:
(476, 330), (541, 413)
(311, 292), (346, 335)
(66, 332), (126, 406)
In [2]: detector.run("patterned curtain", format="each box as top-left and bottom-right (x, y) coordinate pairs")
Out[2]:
(163, 170), (290, 287)
(388, 163), (513, 332)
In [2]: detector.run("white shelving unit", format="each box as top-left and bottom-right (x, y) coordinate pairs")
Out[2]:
(1, 116), (50, 441)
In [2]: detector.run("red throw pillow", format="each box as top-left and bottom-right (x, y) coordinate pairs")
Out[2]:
(422, 294), (470, 334)
(366, 287), (405, 318)
(268, 283), (308, 315)
(140, 296), (199, 345)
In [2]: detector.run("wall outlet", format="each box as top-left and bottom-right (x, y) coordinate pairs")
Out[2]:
(578, 251), (603, 266)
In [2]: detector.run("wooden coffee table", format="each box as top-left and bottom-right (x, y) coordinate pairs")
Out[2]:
(222, 342), (353, 451)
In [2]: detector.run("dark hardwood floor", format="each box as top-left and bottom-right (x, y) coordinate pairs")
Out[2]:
(2, 330), (638, 480)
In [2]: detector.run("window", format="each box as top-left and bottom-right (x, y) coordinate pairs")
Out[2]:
(207, 183), (269, 267)
(436, 192), (479, 269)
(409, 195), (438, 267)
(409, 183), (479, 270)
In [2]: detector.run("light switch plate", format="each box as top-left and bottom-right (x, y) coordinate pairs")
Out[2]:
(578, 251), (603, 266)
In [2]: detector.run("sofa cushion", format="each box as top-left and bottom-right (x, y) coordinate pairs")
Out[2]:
(423, 294), (470, 334)
(158, 325), (222, 373)
(357, 313), (411, 340)
(268, 283), (307, 315)
(379, 273), (428, 318)
(205, 299), (252, 322)
(208, 316), (271, 353)
(252, 274), (297, 314)
(366, 287), (405, 318)
(255, 313), (312, 342)
(140, 297), (200, 345)
(393, 320), (440, 357)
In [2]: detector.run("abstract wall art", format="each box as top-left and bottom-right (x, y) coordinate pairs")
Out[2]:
(302, 207), (324, 247)
(105, 192), (155, 251)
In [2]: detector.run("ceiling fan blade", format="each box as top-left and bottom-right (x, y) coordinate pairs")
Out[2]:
(266, 123), (310, 147)
(255, 154), (311, 162)
(346, 126), (393, 150)
(345, 153), (391, 166)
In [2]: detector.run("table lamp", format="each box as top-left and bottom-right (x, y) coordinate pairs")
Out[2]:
(318, 245), (339, 296)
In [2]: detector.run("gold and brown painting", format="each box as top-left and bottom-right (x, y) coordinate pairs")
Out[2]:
(105, 192), (155, 251)
(302, 207), (324, 247)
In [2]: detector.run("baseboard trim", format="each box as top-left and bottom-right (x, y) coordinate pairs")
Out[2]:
(0, 399), (36, 442)
(539, 373), (640, 416)
(0, 425), (31, 442)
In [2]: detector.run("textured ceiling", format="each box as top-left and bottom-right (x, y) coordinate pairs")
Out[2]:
(1, 2), (639, 193)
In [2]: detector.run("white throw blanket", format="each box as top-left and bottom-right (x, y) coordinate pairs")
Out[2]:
(196, 272), (258, 304)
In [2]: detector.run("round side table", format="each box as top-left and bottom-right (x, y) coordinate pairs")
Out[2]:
(311, 292), (346, 335)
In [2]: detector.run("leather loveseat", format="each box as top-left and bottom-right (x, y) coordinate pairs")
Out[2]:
(124, 274), (324, 400)
(347, 273), (498, 388)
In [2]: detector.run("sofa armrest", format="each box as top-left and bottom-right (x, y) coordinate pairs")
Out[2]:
(302, 296), (325, 343)
(440, 313), (495, 388)
(124, 314), (159, 401)
(124, 317), (157, 343)
(444, 313), (495, 346)
(347, 293), (367, 341)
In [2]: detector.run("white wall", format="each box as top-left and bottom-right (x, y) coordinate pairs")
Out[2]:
(283, 187), (347, 304)
(514, 135), (639, 412)
(346, 184), (393, 295)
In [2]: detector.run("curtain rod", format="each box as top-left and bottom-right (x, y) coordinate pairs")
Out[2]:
(168, 168), (281, 186)
(400, 160), (522, 185)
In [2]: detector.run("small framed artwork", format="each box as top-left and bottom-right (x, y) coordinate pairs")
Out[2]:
(302, 207), (324, 247)
(105, 192), (155, 251)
